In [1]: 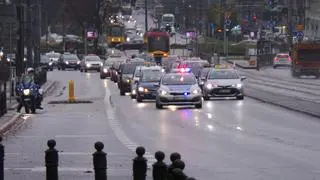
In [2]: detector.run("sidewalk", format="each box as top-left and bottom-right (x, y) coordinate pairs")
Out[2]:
(0, 80), (57, 135)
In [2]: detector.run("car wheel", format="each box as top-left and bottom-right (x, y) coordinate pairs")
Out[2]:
(50, 68), (53, 71)
(80, 69), (83, 72)
(120, 90), (125, 96)
(84, 69), (87, 72)
(195, 103), (202, 109)
(156, 101), (163, 109)
(236, 95), (244, 100)
(273, 65), (277, 69)
(131, 94), (136, 99)
(62, 67), (65, 70)
(97, 69), (100, 72)
(203, 96), (210, 101)
(100, 75), (105, 79)
(136, 96), (142, 102)
(58, 67), (61, 70)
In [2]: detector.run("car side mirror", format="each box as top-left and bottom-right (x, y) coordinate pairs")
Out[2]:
(241, 76), (247, 81)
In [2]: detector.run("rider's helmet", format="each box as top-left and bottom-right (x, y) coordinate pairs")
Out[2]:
(27, 67), (35, 74)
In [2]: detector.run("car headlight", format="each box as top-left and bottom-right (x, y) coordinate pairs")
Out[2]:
(49, 62), (53, 66)
(138, 87), (144, 92)
(65, 61), (69, 64)
(132, 89), (136, 94)
(77, 61), (81, 64)
(206, 84), (213, 89)
(23, 89), (30, 95)
(86, 64), (91, 67)
(192, 89), (200, 94)
(100, 62), (103, 66)
(103, 68), (108, 73)
(126, 79), (131, 83)
(126, 37), (130, 42)
(160, 90), (167, 95)
(236, 84), (242, 88)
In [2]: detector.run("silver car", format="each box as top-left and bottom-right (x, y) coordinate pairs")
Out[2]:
(202, 69), (246, 100)
(80, 55), (103, 72)
(155, 73), (202, 109)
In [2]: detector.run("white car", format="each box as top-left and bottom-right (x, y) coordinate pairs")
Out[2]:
(202, 69), (246, 100)
(273, 53), (292, 68)
(80, 55), (103, 72)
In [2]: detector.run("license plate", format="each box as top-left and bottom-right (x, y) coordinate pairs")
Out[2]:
(220, 89), (231, 93)
(24, 98), (31, 101)
(174, 95), (185, 100)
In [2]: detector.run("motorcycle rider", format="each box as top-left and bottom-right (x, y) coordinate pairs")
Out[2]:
(16, 68), (43, 112)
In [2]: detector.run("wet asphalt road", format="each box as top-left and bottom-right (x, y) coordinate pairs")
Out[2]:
(3, 70), (320, 180)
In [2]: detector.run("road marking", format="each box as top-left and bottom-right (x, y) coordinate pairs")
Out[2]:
(104, 87), (156, 168)
(4, 167), (132, 175)
(5, 151), (133, 156)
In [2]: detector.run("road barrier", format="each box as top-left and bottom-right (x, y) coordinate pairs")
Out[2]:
(0, 138), (197, 180)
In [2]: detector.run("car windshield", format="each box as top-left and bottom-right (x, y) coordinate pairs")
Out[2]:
(208, 70), (239, 79)
(200, 68), (211, 78)
(277, 54), (289, 58)
(63, 55), (78, 61)
(121, 64), (138, 74)
(46, 53), (60, 58)
(141, 72), (163, 82)
(85, 56), (101, 61)
(41, 56), (50, 63)
(162, 74), (196, 85)
(104, 60), (116, 66)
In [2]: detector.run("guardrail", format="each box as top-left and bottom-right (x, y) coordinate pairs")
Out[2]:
(0, 139), (197, 180)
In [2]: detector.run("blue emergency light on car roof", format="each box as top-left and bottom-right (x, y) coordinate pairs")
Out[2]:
(180, 68), (191, 73)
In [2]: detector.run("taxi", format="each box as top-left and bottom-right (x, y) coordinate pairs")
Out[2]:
(155, 68), (202, 109)
(202, 67), (246, 100)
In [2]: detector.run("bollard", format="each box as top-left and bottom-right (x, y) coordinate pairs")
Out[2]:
(0, 137), (4, 180)
(133, 146), (147, 180)
(93, 142), (107, 180)
(45, 139), (58, 180)
(172, 168), (188, 180)
(152, 151), (167, 180)
(68, 80), (75, 102)
(167, 152), (181, 180)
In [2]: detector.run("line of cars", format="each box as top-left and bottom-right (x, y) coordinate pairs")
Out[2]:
(101, 55), (247, 109)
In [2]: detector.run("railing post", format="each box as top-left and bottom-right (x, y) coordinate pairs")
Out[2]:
(93, 141), (107, 180)
(45, 139), (58, 180)
(152, 151), (167, 180)
(133, 146), (147, 180)
(0, 137), (4, 180)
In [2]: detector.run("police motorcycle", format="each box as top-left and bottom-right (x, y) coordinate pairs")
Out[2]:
(16, 79), (42, 114)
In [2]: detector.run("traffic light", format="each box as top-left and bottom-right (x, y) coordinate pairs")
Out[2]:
(216, 27), (223, 33)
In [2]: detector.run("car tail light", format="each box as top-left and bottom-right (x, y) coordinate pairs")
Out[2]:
(288, 57), (292, 62)
(273, 57), (279, 62)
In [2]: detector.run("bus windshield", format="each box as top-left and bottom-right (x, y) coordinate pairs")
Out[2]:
(122, 8), (132, 15)
(162, 16), (173, 22)
(109, 27), (123, 36)
(298, 50), (320, 61)
(148, 36), (169, 52)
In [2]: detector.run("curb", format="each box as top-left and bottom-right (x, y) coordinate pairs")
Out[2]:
(0, 113), (23, 135)
(226, 60), (257, 69)
(9, 81), (58, 110)
(244, 89), (320, 119)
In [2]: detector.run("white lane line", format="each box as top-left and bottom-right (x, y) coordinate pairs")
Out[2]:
(4, 167), (132, 175)
(104, 87), (156, 168)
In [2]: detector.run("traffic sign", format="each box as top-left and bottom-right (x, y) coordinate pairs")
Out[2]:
(296, 31), (304, 40)
(225, 19), (231, 26)
(296, 24), (304, 31)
